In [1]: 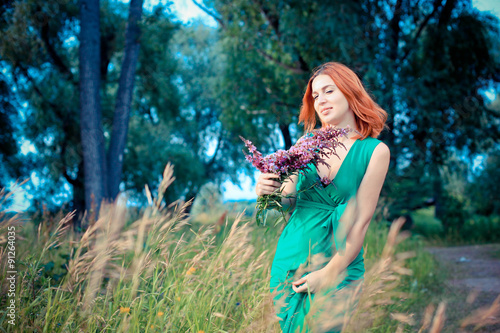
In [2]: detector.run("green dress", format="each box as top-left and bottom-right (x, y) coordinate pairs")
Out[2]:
(270, 136), (382, 333)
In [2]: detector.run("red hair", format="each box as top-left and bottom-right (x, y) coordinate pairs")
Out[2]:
(299, 62), (388, 139)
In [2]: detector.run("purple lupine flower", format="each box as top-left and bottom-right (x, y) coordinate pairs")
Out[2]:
(241, 125), (353, 181)
(241, 125), (354, 225)
(320, 176), (332, 187)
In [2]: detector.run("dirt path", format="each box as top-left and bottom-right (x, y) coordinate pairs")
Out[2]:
(426, 244), (500, 332)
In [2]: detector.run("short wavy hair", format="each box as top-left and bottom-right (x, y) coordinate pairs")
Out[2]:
(299, 62), (388, 139)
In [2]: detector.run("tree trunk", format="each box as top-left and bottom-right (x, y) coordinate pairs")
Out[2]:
(71, 163), (86, 231)
(79, 0), (107, 214)
(432, 164), (445, 220)
(107, 0), (144, 200)
(279, 122), (292, 150)
(383, 0), (403, 169)
(183, 190), (198, 215)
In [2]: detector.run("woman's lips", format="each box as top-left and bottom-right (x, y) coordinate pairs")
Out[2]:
(321, 107), (332, 114)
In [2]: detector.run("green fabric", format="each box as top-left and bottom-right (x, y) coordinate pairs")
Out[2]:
(270, 137), (381, 333)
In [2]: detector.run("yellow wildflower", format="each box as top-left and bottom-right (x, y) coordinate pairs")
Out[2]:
(157, 311), (164, 317)
(186, 267), (196, 276)
(176, 297), (181, 301)
(198, 331), (205, 333)
(150, 325), (154, 329)
(119, 306), (130, 314)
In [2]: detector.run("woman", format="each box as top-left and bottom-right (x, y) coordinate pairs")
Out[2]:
(256, 62), (390, 333)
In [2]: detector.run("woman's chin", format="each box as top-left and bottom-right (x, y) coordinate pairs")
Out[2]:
(322, 120), (340, 127)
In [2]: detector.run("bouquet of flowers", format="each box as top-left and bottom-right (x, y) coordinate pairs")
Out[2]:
(241, 125), (353, 225)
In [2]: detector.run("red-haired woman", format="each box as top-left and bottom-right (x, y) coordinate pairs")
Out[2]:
(256, 62), (390, 332)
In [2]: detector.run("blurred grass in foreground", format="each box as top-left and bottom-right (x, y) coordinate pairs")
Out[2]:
(0, 166), (499, 332)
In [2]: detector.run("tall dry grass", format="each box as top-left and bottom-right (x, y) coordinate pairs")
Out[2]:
(0, 165), (499, 332)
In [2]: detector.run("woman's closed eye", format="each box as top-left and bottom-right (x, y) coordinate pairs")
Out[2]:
(313, 89), (334, 100)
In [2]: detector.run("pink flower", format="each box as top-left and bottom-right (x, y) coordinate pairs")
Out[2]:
(319, 176), (332, 187)
(241, 125), (354, 225)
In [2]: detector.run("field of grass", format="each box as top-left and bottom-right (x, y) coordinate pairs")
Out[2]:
(0, 166), (497, 332)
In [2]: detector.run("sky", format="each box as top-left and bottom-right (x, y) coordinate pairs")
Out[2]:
(473, 0), (500, 15)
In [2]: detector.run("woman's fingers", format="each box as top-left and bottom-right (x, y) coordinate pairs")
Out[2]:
(291, 276), (309, 293)
(260, 178), (281, 188)
(257, 185), (280, 195)
(292, 276), (307, 286)
(256, 173), (281, 195)
(292, 283), (308, 293)
(256, 187), (280, 196)
(259, 173), (280, 181)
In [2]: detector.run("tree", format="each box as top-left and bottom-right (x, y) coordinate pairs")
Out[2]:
(79, 0), (107, 212)
(0, 0), (178, 219)
(160, 22), (250, 205)
(470, 149), (500, 215)
(0, 72), (23, 189)
(80, 0), (145, 214)
(397, 6), (500, 219)
(107, 0), (143, 200)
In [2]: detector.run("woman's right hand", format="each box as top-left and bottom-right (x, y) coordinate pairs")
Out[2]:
(255, 173), (281, 196)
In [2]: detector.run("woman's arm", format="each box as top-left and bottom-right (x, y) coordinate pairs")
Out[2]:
(292, 143), (390, 293)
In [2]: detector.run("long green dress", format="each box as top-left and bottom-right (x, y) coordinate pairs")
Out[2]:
(270, 136), (382, 333)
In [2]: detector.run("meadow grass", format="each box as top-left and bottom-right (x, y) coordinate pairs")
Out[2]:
(410, 207), (443, 240)
(0, 166), (498, 332)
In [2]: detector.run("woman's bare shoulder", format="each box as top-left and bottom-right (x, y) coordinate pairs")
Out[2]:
(373, 142), (390, 159)
(367, 142), (390, 172)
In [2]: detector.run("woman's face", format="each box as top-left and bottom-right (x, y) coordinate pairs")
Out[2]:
(311, 74), (351, 127)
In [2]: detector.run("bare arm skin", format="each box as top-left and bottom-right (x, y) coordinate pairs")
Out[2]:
(292, 143), (391, 293)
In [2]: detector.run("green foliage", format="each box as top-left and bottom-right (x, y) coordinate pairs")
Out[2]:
(469, 149), (500, 216)
(134, 5), (180, 124)
(0, 0), (186, 208)
(0, 72), (24, 190)
(123, 117), (206, 204)
(437, 192), (470, 235)
(1, 0), (499, 232)
(462, 215), (500, 242)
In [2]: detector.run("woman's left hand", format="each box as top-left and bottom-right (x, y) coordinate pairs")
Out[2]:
(291, 269), (328, 294)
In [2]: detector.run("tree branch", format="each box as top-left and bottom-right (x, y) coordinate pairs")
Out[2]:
(255, 0), (280, 39)
(17, 66), (59, 111)
(401, 0), (443, 63)
(61, 138), (79, 187)
(438, 0), (457, 29)
(16, 66), (80, 186)
(39, 18), (76, 83)
(207, 128), (223, 169)
(254, 0), (309, 73)
(388, 0), (403, 62)
(256, 49), (307, 74)
(192, 0), (225, 28)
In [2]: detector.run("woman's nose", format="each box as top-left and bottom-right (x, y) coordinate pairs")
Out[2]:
(318, 94), (326, 104)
